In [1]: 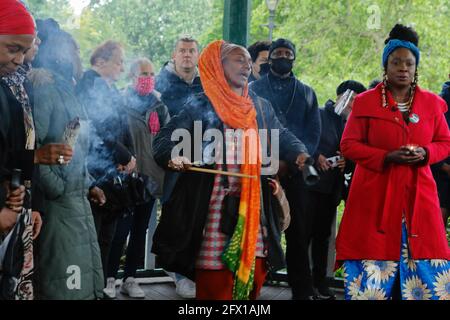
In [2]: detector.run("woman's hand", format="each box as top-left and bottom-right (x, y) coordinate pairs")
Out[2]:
(31, 211), (42, 240)
(168, 156), (192, 172)
(410, 147), (427, 164)
(34, 143), (73, 165)
(5, 184), (25, 213)
(89, 187), (106, 206)
(385, 146), (425, 165)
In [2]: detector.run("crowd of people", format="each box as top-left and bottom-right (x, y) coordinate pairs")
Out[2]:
(0, 0), (449, 300)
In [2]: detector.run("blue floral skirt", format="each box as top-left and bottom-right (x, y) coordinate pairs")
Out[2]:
(343, 222), (450, 300)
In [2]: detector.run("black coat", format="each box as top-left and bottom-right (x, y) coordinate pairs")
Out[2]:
(0, 83), (10, 209)
(306, 100), (346, 205)
(151, 91), (307, 279)
(76, 69), (134, 182)
(0, 82), (34, 180)
(0, 75), (45, 213)
(431, 84), (450, 173)
(155, 63), (203, 117)
(430, 81), (450, 206)
(249, 72), (321, 156)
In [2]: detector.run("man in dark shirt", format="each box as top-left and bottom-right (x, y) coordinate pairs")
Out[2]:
(154, 35), (203, 299)
(76, 40), (135, 298)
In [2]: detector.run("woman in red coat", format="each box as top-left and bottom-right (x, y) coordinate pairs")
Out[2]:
(336, 24), (450, 300)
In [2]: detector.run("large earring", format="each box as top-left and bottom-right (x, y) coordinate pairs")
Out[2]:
(408, 70), (418, 109)
(383, 71), (388, 86)
(382, 71), (388, 108)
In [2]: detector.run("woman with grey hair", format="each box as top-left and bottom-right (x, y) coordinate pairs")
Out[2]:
(104, 58), (170, 299)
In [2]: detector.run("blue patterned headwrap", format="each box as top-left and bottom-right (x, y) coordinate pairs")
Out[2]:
(382, 39), (420, 68)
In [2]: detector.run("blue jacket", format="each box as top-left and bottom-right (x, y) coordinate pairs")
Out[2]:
(249, 72), (321, 156)
(155, 62), (203, 117)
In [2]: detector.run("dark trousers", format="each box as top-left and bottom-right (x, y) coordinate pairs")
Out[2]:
(93, 206), (119, 286)
(107, 198), (155, 279)
(283, 177), (337, 298)
(310, 191), (338, 287)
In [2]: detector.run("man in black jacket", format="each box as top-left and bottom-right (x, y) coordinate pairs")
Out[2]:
(76, 40), (135, 297)
(154, 36), (203, 298)
(155, 36), (203, 117)
(305, 80), (366, 300)
(250, 38), (321, 300)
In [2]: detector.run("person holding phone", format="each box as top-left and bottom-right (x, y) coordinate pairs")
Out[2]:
(302, 80), (367, 300)
(336, 25), (450, 300)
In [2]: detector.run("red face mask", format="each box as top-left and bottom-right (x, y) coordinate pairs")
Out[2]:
(134, 76), (155, 96)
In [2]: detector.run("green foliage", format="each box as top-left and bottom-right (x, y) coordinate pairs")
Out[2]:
(25, 0), (449, 103)
(248, 0), (450, 105)
(26, 0), (74, 29)
(77, 0), (217, 70)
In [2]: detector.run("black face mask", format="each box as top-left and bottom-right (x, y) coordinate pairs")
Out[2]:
(259, 63), (270, 77)
(270, 58), (294, 75)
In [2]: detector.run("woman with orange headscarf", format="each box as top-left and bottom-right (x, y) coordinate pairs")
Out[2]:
(152, 40), (310, 300)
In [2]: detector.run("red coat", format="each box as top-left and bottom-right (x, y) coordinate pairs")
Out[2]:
(336, 84), (450, 261)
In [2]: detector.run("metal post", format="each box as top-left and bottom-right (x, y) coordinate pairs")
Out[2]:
(223, 0), (252, 47)
(144, 200), (159, 270)
(268, 10), (275, 41)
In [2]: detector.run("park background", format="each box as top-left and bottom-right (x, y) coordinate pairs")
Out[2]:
(25, 0), (449, 106)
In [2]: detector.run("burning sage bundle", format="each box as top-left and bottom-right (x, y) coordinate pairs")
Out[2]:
(62, 117), (81, 148)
